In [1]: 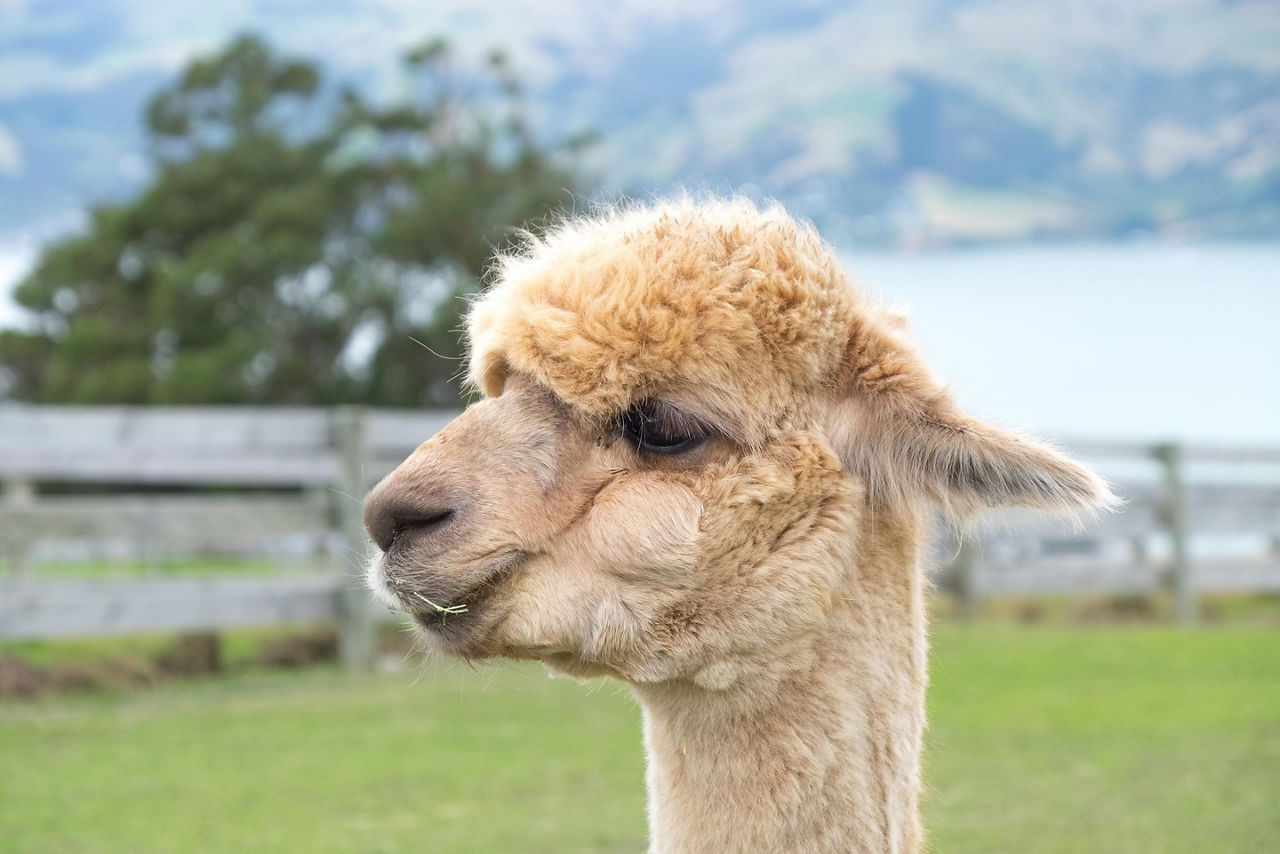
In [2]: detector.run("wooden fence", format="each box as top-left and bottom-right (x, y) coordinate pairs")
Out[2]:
(0, 406), (451, 667)
(946, 440), (1280, 621)
(1, 406), (1278, 662)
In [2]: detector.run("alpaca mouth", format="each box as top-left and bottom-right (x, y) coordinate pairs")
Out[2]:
(406, 552), (527, 633)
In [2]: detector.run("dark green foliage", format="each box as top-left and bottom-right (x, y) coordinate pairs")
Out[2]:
(1, 34), (587, 406)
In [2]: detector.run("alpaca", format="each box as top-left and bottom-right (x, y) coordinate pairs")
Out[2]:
(362, 198), (1114, 852)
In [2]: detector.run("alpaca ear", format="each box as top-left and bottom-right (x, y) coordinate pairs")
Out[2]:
(827, 310), (1115, 517)
(828, 389), (1115, 517)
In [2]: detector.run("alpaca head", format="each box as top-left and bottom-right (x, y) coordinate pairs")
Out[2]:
(363, 199), (1113, 685)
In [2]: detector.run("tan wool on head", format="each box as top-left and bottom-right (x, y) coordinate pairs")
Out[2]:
(364, 196), (1115, 853)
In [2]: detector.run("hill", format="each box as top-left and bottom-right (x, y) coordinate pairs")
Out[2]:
(1, 0), (1277, 246)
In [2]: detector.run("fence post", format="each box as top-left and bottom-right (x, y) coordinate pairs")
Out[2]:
(303, 485), (332, 573)
(952, 537), (980, 619)
(333, 407), (375, 670)
(1154, 442), (1196, 625)
(3, 477), (34, 576)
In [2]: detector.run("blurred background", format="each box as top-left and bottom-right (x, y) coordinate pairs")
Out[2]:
(1, 2), (1277, 852)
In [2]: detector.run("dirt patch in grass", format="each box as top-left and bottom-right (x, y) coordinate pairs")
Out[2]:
(0, 628), (342, 699)
(255, 630), (338, 668)
(0, 653), (48, 699)
(1072, 593), (1160, 623)
(0, 650), (156, 699)
(155, 632), (223, 677)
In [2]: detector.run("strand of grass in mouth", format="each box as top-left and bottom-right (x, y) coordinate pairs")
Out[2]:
(411, 591), (469, 615)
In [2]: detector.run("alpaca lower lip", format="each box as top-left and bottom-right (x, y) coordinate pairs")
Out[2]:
(413, 608), (466, 631)
(405, 553), (525, 632)
(410, 584), (487, 632)
(402, 585), (476, 630)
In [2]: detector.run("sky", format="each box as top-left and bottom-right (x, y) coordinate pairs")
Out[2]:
(0, 239), (35, 326)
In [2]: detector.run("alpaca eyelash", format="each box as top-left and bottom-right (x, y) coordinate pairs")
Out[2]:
(616, 399), (709, 454)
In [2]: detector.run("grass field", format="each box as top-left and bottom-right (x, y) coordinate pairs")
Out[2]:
(2, 624), (1277, 853)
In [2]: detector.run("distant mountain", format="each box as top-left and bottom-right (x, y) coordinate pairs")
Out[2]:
(1, 0), (1277, 247)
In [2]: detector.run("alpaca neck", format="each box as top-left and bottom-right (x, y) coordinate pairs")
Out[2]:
(635, 518), (928, 853)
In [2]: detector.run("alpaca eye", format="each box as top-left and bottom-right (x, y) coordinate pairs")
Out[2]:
(619, 400), (705, 455)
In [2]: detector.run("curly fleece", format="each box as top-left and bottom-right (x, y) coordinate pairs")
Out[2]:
(467, 198), (907, 441)
(358, 196), (1118, 852)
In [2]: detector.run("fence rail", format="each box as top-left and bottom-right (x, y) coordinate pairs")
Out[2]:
(0, 575), (345, 639)
(948, 438), (1280, 621)
(0, 404), (433, 663)
(2, 405), (1278, 650)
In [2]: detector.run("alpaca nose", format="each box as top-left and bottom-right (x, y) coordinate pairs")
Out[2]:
(362, 477), (463, 553)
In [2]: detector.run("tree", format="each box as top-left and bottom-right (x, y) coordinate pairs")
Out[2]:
(0, 34), (588, 406)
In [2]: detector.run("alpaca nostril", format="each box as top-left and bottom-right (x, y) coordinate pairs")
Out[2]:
(363, 476), (466, 553)
(385, 509), (455, 552)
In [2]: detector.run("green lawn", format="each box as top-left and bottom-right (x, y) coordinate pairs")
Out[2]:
(2, 625), (1277, 853)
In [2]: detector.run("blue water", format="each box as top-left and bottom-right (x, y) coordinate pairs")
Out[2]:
(3, 241), (1277, 443)
(845, 244), (1280, 445)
